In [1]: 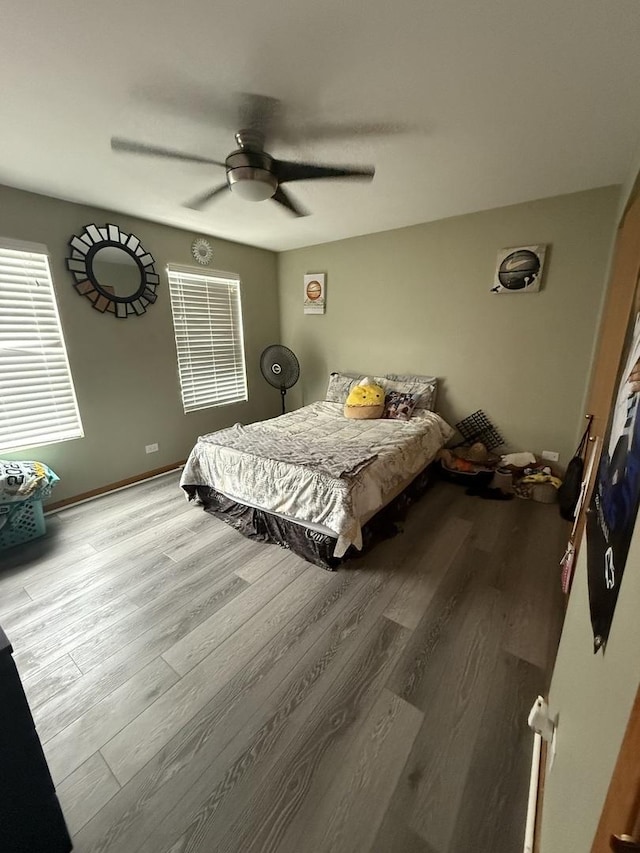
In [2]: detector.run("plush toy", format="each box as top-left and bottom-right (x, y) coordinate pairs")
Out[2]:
(344, 382), (385, 419)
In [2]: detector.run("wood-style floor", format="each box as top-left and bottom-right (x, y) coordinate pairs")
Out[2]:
(0, 473), (567, 853)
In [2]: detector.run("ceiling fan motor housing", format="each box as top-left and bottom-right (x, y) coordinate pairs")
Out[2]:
(226, 147), (277, 200)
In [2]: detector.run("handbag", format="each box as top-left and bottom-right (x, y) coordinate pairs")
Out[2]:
(557, 417), (593, 521)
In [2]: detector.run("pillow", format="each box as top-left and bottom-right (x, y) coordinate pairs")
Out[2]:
(325, 372), (365, 403)
(344, 383), (385, 419)
(384, 391), (419, 421)
(384, 374), (438, 411)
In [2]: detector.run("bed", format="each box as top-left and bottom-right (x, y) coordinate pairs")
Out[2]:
(181, 377), (454, 569)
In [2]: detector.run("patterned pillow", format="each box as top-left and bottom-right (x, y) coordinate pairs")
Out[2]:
(384, 391), (419, 421)
(385, 374), (438, 411)
(325, 372), (364, 403)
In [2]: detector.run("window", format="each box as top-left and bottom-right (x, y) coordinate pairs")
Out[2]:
(0, 239), (83, 453)
(167, 267), (248, 413)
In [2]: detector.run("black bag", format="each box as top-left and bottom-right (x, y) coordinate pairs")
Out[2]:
(557, 417), (593, 521)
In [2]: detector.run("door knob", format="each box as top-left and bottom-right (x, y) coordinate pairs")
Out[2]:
(610, 834), (640, 851)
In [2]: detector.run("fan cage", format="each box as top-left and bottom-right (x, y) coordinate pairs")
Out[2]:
(260, 345), (300, 390)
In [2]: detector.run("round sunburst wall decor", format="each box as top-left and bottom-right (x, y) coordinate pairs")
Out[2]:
(192, 237), (213, 265)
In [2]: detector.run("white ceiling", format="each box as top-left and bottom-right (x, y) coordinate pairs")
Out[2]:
(1, 0), (640, 251)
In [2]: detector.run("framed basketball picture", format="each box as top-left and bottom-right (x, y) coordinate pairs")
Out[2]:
(304, 273), (326, 314)
(490, 245), (547, 294)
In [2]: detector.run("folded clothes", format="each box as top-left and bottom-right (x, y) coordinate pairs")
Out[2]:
(520, 471), (562, 489)
(0, 460), (59, 502)
(501, 452), (537, 468)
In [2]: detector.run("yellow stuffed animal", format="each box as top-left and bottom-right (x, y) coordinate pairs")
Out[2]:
(344, 382), (385, 419)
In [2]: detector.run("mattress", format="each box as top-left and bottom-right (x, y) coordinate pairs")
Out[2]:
(181, 401), (454, 557)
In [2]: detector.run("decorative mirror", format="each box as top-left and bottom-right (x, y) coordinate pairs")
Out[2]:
(66, 224), (159, 318)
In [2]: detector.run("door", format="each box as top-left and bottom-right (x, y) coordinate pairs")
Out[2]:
(576, 177), (640, 850)
(591, 684), (640, 851)
(573, 178), (640, 549)
(536, 176), (640, 853)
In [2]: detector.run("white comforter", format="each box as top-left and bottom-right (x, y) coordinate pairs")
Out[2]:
(181, 402), (454, 557)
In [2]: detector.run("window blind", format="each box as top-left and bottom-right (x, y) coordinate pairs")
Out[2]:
(168, 267), (248, 413)
(0, 239), (83, 453)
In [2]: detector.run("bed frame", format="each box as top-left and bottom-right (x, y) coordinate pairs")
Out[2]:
(183, 464), (435, 570)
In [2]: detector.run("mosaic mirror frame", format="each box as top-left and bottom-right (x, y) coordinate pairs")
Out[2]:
(66, 223), (159, 318)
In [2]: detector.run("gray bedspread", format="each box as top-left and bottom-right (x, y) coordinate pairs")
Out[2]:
(200, 422), (378, 478)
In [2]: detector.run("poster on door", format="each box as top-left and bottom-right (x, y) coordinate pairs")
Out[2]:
(587, 309), (640, 652)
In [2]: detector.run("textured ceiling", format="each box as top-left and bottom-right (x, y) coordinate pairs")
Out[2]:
(1, 0), (639, 250)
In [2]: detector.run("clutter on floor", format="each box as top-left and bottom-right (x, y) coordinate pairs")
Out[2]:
(438, 418), (564, 503)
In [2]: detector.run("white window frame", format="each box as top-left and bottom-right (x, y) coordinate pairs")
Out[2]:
(167, 266), (248, 413)
(0, 237), (84, 454)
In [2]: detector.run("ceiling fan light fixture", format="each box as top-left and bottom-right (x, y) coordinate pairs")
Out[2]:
(228, 167), (277, 201)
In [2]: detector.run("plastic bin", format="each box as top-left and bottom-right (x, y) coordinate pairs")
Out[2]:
(0, 498), (46, 551)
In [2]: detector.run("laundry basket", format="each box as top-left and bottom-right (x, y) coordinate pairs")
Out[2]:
(0, 498), (47, 551)
(0, 460), (58, 552)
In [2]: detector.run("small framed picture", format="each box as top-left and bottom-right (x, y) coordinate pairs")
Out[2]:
(304, 273), (326, 314)
(491, 245), (547, 294)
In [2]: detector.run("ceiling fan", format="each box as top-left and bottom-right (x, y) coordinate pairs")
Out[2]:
(111, 94), (375, 217)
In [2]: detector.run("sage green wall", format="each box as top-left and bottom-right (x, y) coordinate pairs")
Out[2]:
(0, 184), (280, 503)
(278, 186), (620, 465)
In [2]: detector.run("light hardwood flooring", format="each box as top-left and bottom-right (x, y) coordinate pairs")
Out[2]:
(0, 473), (567, 853)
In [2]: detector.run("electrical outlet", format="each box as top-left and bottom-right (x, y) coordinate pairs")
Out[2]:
(542, 450), (559, 462)
(145, 443), (159, 454)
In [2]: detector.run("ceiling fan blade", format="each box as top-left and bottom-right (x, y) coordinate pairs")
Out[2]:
(271, 187), (309, 217)
(111, 137), (226, 167)
(279, 120), (411, 144)
(184, 183), (229, 210)
(132, 83), (237, 128)
(274, 160), (375, 184)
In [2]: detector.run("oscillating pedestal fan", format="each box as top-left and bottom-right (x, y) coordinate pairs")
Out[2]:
(260, 345), (300, 414)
